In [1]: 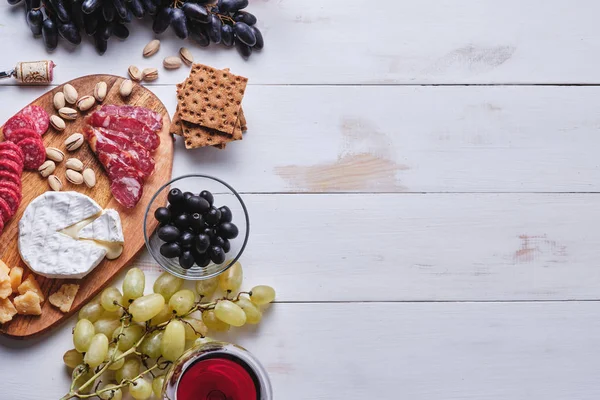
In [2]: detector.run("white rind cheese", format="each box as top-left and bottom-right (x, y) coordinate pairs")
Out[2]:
(79, 209), (124, 243)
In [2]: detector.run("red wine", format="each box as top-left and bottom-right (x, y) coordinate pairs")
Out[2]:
(177, 355), (259, 400)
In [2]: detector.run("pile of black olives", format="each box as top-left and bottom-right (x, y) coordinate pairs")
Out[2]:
(154, 188), (239, 269)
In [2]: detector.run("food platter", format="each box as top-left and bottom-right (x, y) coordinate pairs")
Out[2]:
(0, 74), (173, 338)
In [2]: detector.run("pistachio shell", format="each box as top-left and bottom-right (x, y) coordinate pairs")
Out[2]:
(143, 39), (160, 57)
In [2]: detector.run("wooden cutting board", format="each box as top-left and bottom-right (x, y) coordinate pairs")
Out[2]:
(0, 74), (173, 338)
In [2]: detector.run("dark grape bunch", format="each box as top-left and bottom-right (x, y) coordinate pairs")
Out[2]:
(7, 0), (263, 57)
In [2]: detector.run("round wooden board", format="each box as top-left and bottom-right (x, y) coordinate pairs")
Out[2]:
(0, 75), (173, 338)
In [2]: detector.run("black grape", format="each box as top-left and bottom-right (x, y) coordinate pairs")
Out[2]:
(182, 3), (210, 23)
(26, 9), (43, 36)
(189, 23), (209, 46)
(233, 11), (256, 25)
(127, 0), (144, 19)
(219, 0), (248, 13)
(121, 9), (133, 22)
(25, 0), (31, 10)
(139, 0), (156, 15)
(102, 1), (116, 22)
(94, 32), (108, 54)
(152, 7), (171, 34)
(170, 8), (188, 39)
(83, 11), (99, 35)
(221, 23), (234, 47)
(41, 18), (58, 50)
(251, 26), (263, 50)
(233, 22), (255, 46)
(71, 0), (85, 29)
(235, 37), (251, 58)
(113, 22), (129, 39)
(7, 0), (22, 5)
(30, 0), (40, 7)
(207, 14), (221, 43)
(48, 0), (70, 22)
(58, 21), (82, 44)
(82, 0), (101, 14)
(98, 22), (112, 40)
(112, 0), (128, 19)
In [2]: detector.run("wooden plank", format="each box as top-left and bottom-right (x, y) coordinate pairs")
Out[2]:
(2, 0), (600, 84)
(3, 301), (600, 399)
(3, 85), (600, 193)
(129, 193), (600, 302)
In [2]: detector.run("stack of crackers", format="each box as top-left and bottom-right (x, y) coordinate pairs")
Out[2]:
(170, 64), (248, 149)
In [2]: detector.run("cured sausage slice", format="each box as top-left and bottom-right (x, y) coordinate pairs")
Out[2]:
(0, 142), (24, 160)
(17, 138), (45, 170)
(0, 196), (12, 222)
(8, 128), (39, 144)
(18, 105), (49, 135)
(2, 114), (36, 142)
(0, 159), (23, 176)
(0, 170), (21, 186)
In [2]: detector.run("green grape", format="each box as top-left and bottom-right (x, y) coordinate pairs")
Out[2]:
(168, 289), (196, 316)
(152, 376), (165, 398)
(99, 384), (123, 400)
(113, 324), (144, 351)
(161, 320), (186, 361)
(115, 358), (141, 383)
(250, 285), (276, 305)
(63, 348), (84, 369)
(182, 317), (208, 340)
(73, 319), (95, 353)
(193, 336), (214, 347)
(130, 378), (153, 400)
(130, 293), (165, 322)
(123, 267), (145, 303)
(218, 261), (243, 293)
(94, 319), (121, 338)
(202, 310), (230, 332)
(101, 308), (124, 320)
(153, 272), (184, 301)
(195, 277), (218, 299)
(235, 297), (262, 324)
(84, 333), (109, 368)
(214, 300), (246, 327)
(78, 301), (104, 323)
(106, 345), (125, 370)
(101, 287), (123, 312)
(150, 304), (172, 326)
(72, 365), (94, 394)
(139, 330), (163, 359)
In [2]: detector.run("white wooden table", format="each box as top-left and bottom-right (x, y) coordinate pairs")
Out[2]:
(2, 1), (600, 398)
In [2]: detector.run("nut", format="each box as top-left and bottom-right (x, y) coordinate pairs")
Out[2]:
(48, 175), (62, 191)
(50, 115), (66, 131)
(58, 107), (78, 120)
(66, 169), (84, 185)
(179, 47), (193, 66)
(46, 147), (65, 163)
(82, 168), (96, 188)
(65, 133), (84, 152)
(94, 81), (107, 102)
(65, 158), (84, 172)
(163, 56), (182, 70)
(38, 160), (56, 178)
(119, 79), (133, 98)
(128, 65), (143, 82)
(142, 68), (158, 82)
(53, 92), (65, 110)
(63, 84), (78, 104)
(143, 39), (160, 57)
(76, 95), (95, 112)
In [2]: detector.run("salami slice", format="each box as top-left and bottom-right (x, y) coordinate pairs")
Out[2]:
(18, 105), (49, 135)
(2, 114), (36, 141)
(0, 159), (23, 176)
(0, 149), (25, 167)
(0, 180), (21, 197)
(0, 170), (21, 186)
(8, 128), (39, 144)
(0, 197), (11, 222)
(0, 142), (24, 160)
(17, 137), (45, 170)
(0, 187), (19, 215)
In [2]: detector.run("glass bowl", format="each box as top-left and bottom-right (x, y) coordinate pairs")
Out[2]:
(143, 174), (249, 280)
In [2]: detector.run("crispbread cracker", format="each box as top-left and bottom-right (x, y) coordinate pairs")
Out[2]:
(182, 120), (242, 149)
(239, 108), (247, 132)
(170, 106), (184, 136)
(178, 64), (248, 135)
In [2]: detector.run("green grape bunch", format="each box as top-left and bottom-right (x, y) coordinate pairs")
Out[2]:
(60, 261), (276, 400)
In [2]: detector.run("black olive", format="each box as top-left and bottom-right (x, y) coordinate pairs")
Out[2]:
(218, 206), (232, 223)
(154, 207), (171, 224)
(205, 207), (221, 226)
(183, 191), (194, 201)
(168, 188), (184, 205)
(190, 213), (205, 232)
(174, 213), (191, 230)
(158, 225), (180, 243)
(160, 242), (182, 258)
(179, 250), (195, 269)
(209, 246), (226, 264)
(186, 195), (210, 214)
(212, 236), (226, 247)
(199, 190), (214, 206)
(179, 231), (195, 247)
(222, 238), (231, 253)
(195, 233), (211, 253)
(202, 227), (217, 241)
(192, 249), (211, 267)
(168, 203), (185, 217)
(217, 222), (239, 239)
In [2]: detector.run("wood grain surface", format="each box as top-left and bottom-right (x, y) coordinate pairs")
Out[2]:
(0, 75), (173, 338)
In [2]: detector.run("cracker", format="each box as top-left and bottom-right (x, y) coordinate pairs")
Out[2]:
(179, 64), (248, 135)
(170, 106), (184, 136)
(182, 122), (233, 149)
(239, 108), (247, 132)
(49, 283), (79, 313)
